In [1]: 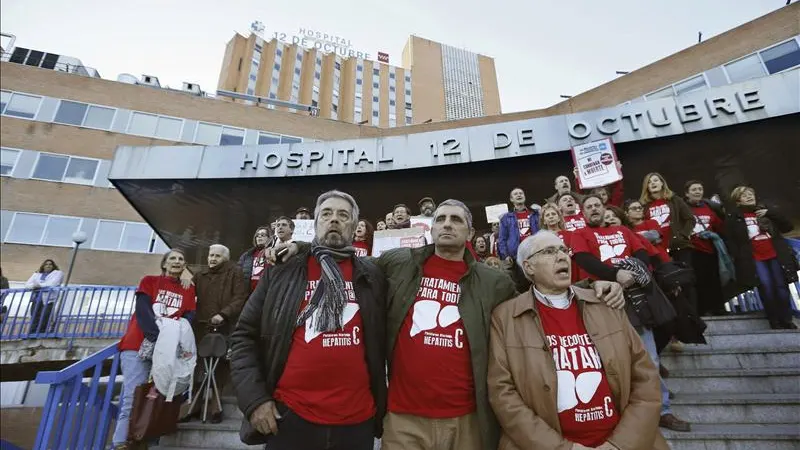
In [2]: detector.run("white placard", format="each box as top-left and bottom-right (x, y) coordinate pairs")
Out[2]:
(571, 138), (623, 189)
(292, 219), (315, 242)
(410, 216), (433, 243)
(485, 203), (509, 224)
(372, 228), (426, 257)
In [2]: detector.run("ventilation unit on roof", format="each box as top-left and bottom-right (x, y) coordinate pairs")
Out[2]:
(117, 73), (139, 84)
(182, 82), (202, 94)
(140, 74), (161, 87)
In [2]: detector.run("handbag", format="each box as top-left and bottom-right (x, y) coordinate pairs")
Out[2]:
(128, 381), (184, 442)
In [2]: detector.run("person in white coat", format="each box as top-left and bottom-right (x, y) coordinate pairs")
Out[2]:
(24, 259), (64, 334)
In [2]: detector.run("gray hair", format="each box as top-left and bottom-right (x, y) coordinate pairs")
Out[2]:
(516, 230), (561, 276)
(209, 244), (230, 260)
(433, 199), (473, 229)
(314, 190), (360, 225)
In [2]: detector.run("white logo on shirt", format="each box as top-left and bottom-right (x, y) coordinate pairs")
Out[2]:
(557, 371), (603, 413)
(649, 205), (670, 227)
(410, 301), (460, 337)
(304, 302), (360, 343)
(594, 231), (628, 263)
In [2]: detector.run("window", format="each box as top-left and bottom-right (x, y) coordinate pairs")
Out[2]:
(42, 216), (81, 246)
(272, 76), (279, 85)
(294, 67), (301, 75)
(405, 102), (412, 110)
(673, 75), (707, 96)
(389, 73), (395, 79)
(63, 157), (99, 184)
(357, 65), (363, 72)
(281, 136), (301, 144)
(220, 127), (245, 146)
(276, 49), (283, 57)
(1, 148), (20, 176)
(274, 63), (281, 71)
(5, 213), (47, 244)
(54, 100), (88, 125)
(3, 92), (41, 119)
(335, 62), (341, 70)
(152, 236), (170, 254)
(645, 86), (674, 100)
(195, 122), (223, 145)
(83, 105), (115, 129)
(760, 39), (800, 74)
(405, 89), (411, 96)
(405, 76), (411, 82)
(154, 116), (182, 140)
(373, 68), (379, 75)
(332, 104), (338, 113)
(372, 111), (379, 117)
(373, 96), (379, 103)
(296, 53), (303, 61)
(249, 73), (257, 81)
(120, 223), (152, 252)
(93, 220), (124, 250)
(389, 86), (395, 93)
(311, 99), (318, 107)
(247, 88), (255, 95)
(356, 79), (363, 85)
(405, 117), (412, 125)
(315, 72), (320, 80)
(725, 54), (766, 83)
(258, 133), (280, 145)
(373, 82), (379, 89)
(390, 100), (396, 106)
(32, 153), (69, 181)
(128, 112), (159, 136)
(0, 90), (10, 113)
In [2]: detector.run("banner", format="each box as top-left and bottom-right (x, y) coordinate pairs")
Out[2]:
(571, 138), (623, 189)
(292, 219), (315, 242)
(410, 216), (433, 243)
(372, 228), (426, 257)
(485, 203), (509, 224)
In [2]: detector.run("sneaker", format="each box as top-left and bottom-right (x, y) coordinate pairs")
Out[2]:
(660, 413), (691, 432)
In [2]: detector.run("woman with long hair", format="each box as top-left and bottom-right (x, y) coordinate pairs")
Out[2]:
(24, 259), (64, 334)
(111, 249), (197, 450)
(353, 219), (375, 257)
(727, 186), (797, 329)
(625, 199), (671, 263)
(639, 173), (695, 262)
(538, 203), (580, 282)
(472, 235), (491, 262)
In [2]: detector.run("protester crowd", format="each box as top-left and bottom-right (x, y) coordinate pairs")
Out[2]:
(94, 158), (798, 450)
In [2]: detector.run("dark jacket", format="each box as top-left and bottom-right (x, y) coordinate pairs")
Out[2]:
(379, 245), (518, 450)
(498, 209), (541, 260)
(230, 249), (388, 439)
(645, 196), (695, 252)
(725, 204), (798, 289)
(237, 246), (260, 283)
(193, 260), (248, 342)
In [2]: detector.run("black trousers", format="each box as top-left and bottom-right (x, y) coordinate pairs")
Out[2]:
(29, 299), (54, 334)
(691, 250), (727, 315)
(265, 403), (375, 450)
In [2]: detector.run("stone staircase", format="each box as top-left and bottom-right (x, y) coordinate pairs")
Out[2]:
(157, 314), (800, 450)
(661, 314), (800, 450)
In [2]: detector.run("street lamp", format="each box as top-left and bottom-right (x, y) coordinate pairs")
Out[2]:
(64, 231), (88, 286)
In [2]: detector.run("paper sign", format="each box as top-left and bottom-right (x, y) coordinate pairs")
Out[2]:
(372, 228), (426, 257)
(571, 138), (623, 189)
(485, 204), (509, 224)
(292, 219), (315, 242)
(410, 216), (433, 243)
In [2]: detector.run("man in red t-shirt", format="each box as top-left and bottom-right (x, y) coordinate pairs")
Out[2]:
(558, 193), (587, 232)
(231, 191), (386, 450)
(498, 188), (540, 263)
(488, 230), (667, 449)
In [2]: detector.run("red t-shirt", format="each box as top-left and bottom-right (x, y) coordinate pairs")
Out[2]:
(273, 257), (375, 425)
(690, 204), (723, 254)
(537, 300), (620, 446)
(250, 248), (268, 291)
(572, 226), (646, 280)
(389, 255), (475, 418)
(633, 219), (669, 261)
(743, 213), (777, 261)
(564, 213), (587, 232)
(516, 211), (532, 241)
(353, 240), (370, 257)
(119, 275), (197, 351)
(646, 199), (673, 249)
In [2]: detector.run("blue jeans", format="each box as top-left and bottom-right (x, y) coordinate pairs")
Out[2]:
(754, 258), (793, 325)
(112, 350), (152, 446)
(638, 327), (671, 416)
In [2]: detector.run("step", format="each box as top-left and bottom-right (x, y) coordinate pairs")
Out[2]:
(670, 393), (800, 424)
(686, 328), (800, 351)
(665, 368), (800, 395)
(660, 346), (800, 370)
(663, 423), (800, 450)
(700, 313), (775, 334)
(158, 419), (257, 449)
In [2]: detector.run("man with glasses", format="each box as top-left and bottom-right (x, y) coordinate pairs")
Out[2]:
(488, 230), (667, 450)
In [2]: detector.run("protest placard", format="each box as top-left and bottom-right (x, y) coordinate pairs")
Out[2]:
(372, 228), (426, 257)
(410, 216), (433, 243)
(571, 138), (623, 189)
(485, 203), (509, 224)
(292, 219), (315, 242)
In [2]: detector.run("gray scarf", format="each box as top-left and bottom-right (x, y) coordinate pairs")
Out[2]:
(296, 239), (356, 333)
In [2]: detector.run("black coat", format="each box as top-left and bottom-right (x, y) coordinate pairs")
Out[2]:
(725, 205), (798, 290)
(230, 248), (387, 441)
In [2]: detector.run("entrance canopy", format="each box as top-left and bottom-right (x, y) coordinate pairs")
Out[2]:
(109, 72), (800, 263)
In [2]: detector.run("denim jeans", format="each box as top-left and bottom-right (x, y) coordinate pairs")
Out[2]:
(112, 350), (152, 445)
(638, 327), (671, 416)
(754, 258), (793, 325)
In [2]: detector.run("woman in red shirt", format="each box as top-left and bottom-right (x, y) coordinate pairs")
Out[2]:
(353, 219), (374, 257)
(538, 203), (580, 283)
(726, 186), (798, 330)
(112, 249), (197, 449)
(625, 200), (671, 264)
(639, 173), (695, 262)
(472, 235), (491, 262)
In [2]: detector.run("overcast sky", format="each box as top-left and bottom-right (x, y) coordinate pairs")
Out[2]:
(0, 0), (790, 112)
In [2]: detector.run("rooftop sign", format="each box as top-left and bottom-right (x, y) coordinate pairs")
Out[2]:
(271, 27), (371, 60)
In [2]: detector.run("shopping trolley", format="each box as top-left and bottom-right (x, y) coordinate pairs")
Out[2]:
(186, 324), (228, 423)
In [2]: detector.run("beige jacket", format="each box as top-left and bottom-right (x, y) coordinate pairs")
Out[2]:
(488, 287), (669, 450)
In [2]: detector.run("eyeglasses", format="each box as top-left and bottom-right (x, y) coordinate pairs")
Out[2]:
(529, 245), (570, 259)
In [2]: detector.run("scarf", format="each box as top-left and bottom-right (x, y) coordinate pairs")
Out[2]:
(296, 239), (356, 333)
(698, 230), (737, 285)
(614, 257), (652, 287)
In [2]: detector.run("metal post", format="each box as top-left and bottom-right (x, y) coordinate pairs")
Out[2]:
(64, 231), (88, 286)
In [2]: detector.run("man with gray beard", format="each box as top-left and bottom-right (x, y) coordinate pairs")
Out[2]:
(230, 190), (387, 450)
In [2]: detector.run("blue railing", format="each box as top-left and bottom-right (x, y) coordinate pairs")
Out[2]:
(0, 285), (135, 342)
(33, 343), (122, 450)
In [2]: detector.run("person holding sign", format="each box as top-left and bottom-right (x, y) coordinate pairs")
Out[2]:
(498, 188), (540, 262)
(393, 204), (412, 229)
(417, 197), (436, 217)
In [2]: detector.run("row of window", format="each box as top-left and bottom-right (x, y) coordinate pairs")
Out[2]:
(0, 90), (306, 147)
(3, 211), (169, 254)
(1, 147), (110, 188)
(441, 44), (485, 120)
